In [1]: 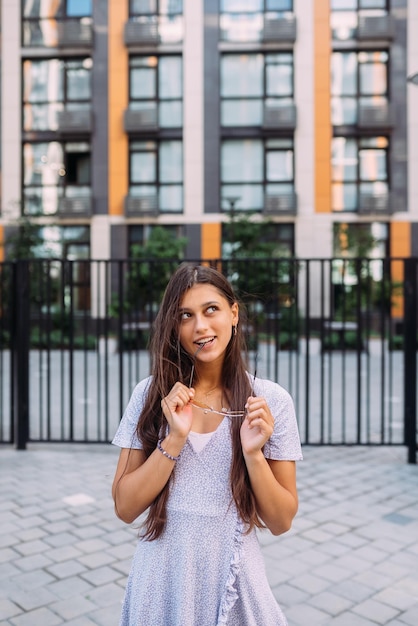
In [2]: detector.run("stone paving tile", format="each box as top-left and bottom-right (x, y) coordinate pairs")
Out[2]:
(352, 598), (401, 624)
(0, 443), (417, 626)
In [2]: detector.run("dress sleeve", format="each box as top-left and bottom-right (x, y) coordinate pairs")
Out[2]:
(111, 377), (152, 449)
(256, 378), (303, 461)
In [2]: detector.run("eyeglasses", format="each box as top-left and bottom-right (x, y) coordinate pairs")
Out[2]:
(187, 347), (257, 418)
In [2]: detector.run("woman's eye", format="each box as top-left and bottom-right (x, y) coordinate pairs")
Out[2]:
(180, 311), (191, 320)
(206, 306), (217, 314)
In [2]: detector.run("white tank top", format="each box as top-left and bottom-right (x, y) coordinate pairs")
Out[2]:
(188, 430), (216, 453)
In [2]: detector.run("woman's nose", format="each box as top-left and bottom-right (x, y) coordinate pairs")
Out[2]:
(194, 314), (208, 332)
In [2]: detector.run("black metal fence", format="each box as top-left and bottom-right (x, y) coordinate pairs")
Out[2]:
(0, 257), (416, 463)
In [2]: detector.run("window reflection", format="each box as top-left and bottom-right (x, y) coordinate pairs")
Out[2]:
(22, 0), (92, 46)
(129, 0), (183, 43)
(221, 139), (294, 212)
(331, 51), (388, 125)
(129, 56), (182, 128)
(129, 141), (183, 212)
(220, 0), (294, 42)
(332, 137), (388, 212)
(331, 0), (388, 40)
(23, 58), (91, 131)
(23, 141), (91, 215)
(221, 53), (293, 126)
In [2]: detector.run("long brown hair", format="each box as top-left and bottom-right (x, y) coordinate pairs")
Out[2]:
(138, 263), (265, 540)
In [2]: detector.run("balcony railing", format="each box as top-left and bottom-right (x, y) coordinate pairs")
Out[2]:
(357, 15), (394, 40)
(358, 102), (394, 129)
(57, 109), (93, 133)
(262, 14), (297, 43)
(124, 107), (158, 132)
(124, 16), (183, 46)
(58, 196), (92, 217)
(358, 192), (390, 215)
(57, 19), (93, 47)
(263, 103), (297, 129)
(264, 191), (297, 215)
(124, 195), (159, 216)
(124, 20), (159, 45)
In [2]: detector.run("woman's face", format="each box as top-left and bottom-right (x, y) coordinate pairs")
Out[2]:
(179, 284), (239, 367)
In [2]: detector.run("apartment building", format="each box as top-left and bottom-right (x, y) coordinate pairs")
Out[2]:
(1, 0), (417, 264)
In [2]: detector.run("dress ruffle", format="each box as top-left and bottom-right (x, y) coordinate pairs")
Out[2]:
(216, 516), (245, 624)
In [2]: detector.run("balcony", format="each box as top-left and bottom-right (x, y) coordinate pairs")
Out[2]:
(264, 191), (297, 215)
(124, 106), (158, 132)
(124, 16), (183, 47)
(57, 19), (93, 47)
(263, 103), (297, 130)
(358, 192), (390, 215)
(358, 102), (394, 129)
(57, 109), (93, 134)
(58, 196), (92, 217)
(124, 195), (159, 217)
(357, 15), (394, 41)
(124, 20), (159, 46)
(262, 14), (297, 43)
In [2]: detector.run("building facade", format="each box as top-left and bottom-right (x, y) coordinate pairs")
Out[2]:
(1, 0), (417, 266)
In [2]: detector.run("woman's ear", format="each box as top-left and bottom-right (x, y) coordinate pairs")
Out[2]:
(231, 302), (239, 327)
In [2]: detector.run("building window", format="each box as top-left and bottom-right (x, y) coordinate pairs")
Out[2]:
(333, 222), (388, 258)
(129, 0), (183, 44)
(129, 56), (182, 128)
(332, 222), (389, 319)
(221, 53), (293, 126)
(331, 0), (389, 41)
(331, 51), (388, 126)
(220, 0), (294, 43)
(35, 225), (90, 258)
(222, 222), (294, 258)
(23, 141), (91, 215)
(129, 224), (185, 254)
(332, 136), (389, 212)
(23, 58), (92, 132)
(129, 140), (183, 213)
(22, 0), (92, 47)
(221, 138), (294, 212)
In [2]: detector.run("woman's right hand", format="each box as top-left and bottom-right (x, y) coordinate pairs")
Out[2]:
(161, 382), (195, 439)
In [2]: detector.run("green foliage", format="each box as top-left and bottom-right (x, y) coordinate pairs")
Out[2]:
(111, 226), (188, 317)
(223, 212), (299, 347)
(322, 330), (360, 351)
(333, 223), (378, 258)
(5, 217), (45, 260)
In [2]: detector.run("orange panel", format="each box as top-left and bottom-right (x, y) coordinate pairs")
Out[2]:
(108, 0), (128, 216)
(314, 0), (332, 214)
(390, 222), (411, 318)
(201, 223), (221, 260)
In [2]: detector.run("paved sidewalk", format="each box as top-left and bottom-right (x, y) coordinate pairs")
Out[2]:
(0, 444), (417, 626)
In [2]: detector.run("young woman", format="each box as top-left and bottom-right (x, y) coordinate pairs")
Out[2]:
(112, 263), (302, 626)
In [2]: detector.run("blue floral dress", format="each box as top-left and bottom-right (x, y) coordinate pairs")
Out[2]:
(112, 376), (303, 626)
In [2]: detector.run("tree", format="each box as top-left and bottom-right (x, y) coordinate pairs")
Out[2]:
(223, 211), (294, 302)
(5, 217), (46, 260)
(111, 226), (188, 318)
(223, 212), (298, 346)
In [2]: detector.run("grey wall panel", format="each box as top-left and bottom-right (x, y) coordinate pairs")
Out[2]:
(203, 0), (220, 214)
(390, 1), (408, 213)
(411, 223), (418, 257)
(92, 0), (109, 215)
(184, 223), (201, 258)
(111, 224), (128, 259)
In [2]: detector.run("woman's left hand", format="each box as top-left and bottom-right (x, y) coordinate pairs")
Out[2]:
(240, 396), (274, 455)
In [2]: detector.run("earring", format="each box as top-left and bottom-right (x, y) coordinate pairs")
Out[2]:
(233, 325), (237, 336)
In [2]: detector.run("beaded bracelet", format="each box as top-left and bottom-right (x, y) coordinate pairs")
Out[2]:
(157, 439), (181, 462)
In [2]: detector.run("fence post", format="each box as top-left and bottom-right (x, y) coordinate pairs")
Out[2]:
(13, 260), (30, 450)
(403, 258), (417, 464)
